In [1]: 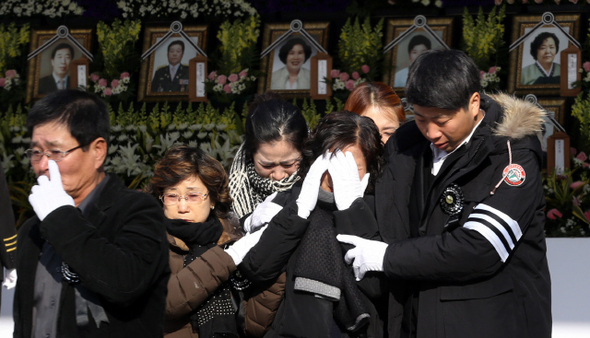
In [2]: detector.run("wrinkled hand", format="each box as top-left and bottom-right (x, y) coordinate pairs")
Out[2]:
(2, 268), (17, 289)
(225, 225), (268, 266)
(244, 192), (282, 233)
(296, 152), (330, 219)
(328, 150), (370, 210)
(337, 234), (388, 281)
(29, 160), (75, 221)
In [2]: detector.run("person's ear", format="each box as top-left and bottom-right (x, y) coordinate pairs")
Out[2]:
(469, 92), (481, 118)
(91, 137), (107, 170)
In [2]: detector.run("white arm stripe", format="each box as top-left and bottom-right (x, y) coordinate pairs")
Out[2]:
(463, 203), (522, 263)
(463, 221), (510, 262)
(474, 204), (522, 239)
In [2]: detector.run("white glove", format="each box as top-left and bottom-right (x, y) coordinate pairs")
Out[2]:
(244, 192), (282, 233)
(296, 152), (330, 219)
(2, 268), (17, 289)
(225, 225), (268, 266)
(337, 234), (388, 281)
(29, 160), (75, 221)
(328, 150), (370, 210)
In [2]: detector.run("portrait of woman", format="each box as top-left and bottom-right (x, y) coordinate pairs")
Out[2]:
(270, 37), (313, 90)
(521, 31), (561, 85)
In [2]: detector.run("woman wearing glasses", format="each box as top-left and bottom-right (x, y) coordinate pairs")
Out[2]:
(148, 145), (264, 338)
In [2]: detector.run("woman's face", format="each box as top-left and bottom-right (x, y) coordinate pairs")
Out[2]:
(285, 44), (305, 74)
(320, 144), (367, 193)
(362, 105), (400, 144)
(409, 43), (429, 64)
(253, 139), (302, 181)
(536, 37), (557, 66)
(162, 175), (213, 223)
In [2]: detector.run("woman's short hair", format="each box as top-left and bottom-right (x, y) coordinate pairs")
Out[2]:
(529, 32), (559, 61)
(244, 91), (309, 161)
(278, 37), (312, 64)
(408, 34), (431, 55)
(344, 82), (405, 124)
(307, 111), (383, 193)
(147, 145), (231, 219)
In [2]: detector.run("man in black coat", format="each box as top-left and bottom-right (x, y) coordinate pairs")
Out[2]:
(14, 90), (170, 337)
(151, 40), (189, 92)
(338, 50), (551, 338)
(0, 162), (17, 299)
(38, 43), (73, 95)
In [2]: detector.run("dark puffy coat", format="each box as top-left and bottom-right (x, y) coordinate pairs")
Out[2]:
(375, 93), (552, 338)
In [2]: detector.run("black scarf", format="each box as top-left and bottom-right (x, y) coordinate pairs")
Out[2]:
(166, 215), (239, 337)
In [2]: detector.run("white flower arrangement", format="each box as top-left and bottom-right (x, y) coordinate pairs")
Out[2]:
(0, 0), (84, 17)
(480, 66), (501, 89)
(207, 69), (255, 95)
(89, 72), (131, 98)
(0, 69), (20, 91)
(116, 0), (257, 19)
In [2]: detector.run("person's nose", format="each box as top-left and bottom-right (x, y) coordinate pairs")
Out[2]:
(425, 123), (441, 140)
(177, 198), (190, 213)
(270, 169), (288, 181)
(35, 155), (50, 177)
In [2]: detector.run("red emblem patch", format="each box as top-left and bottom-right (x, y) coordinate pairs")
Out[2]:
(502, 164), (526, 186)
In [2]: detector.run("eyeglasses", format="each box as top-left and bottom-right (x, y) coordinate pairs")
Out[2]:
(160, 192), (209, 205)
(25, 145), (84, 162)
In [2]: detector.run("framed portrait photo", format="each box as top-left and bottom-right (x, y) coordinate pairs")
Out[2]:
(138, 25), (208, 102)
(258, 22), (329, 98)
(26, 28), (92, 102)
(508, 14), (580, 96)
(383, 17), (453, 95)
(536, 98), (566, 172)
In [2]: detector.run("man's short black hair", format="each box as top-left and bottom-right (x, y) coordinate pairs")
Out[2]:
(168, 40), (185, 53)
(529, 32), (559, 61)
(27, 90), (110, 152)
(407, 35), (431, 55)
(51, 43), (74, 60)
(278, 37), (312, 64)
(405, 49), (481, 111)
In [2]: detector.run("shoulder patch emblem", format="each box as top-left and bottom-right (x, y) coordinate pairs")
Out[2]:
(502, 164), (526, 186)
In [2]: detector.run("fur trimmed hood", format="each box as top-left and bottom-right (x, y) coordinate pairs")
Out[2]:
(487, 93), (545, 140)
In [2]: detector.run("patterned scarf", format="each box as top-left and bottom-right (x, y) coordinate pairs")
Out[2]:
(228, 143), (300, 218)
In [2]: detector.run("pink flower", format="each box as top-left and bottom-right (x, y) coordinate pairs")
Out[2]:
(0, 78), (5, 87)
(352, 71), (360, 80)
(90, 73), (100, 82)
(98, 78), (107, 87)
(585, 210), (590, 222)
(228, 73), (239, 83)
(208, 71), (217, 81)
(111, 79), (120, 88)
(5, 70), (16, 79)
(480, 70), (485, 79)
(488, 66), (497, 74)
(345, 79), (355, 91)
(547, 209), (563, 220)
(495, 0), (502, 4)
(554, 0), (560, 3)
(217, 75), (227, 85)
(571, 147), (578, 156)
(576, 151), (588, 162)
(571, 181), (585, 190)
(534, 0), (543, 3)
(361, 65), (370, 74)
(120, 72), (130, 79)
(104, 87), (113, 96)
(522, 0), (528, 3)
(583, 61), (590, 72)
(330, 69), (340, 78)
(339, 72), (350, 82)
(507, 0), (514, 3)
(239, 69), (248, 78)
(223, 84), (231, 93)
(569, 0), (579, 4)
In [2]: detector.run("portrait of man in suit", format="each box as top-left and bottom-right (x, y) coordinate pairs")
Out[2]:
(38, 43), (73, 95)
(151, 40), (190, 92)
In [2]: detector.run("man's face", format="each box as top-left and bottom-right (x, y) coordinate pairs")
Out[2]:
(412, 93), (482, 153)
(51, 48), (72, 78)
(167, 44), (184, 66)
(30, 122), (100, 206)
